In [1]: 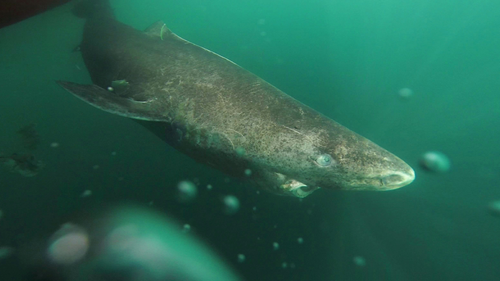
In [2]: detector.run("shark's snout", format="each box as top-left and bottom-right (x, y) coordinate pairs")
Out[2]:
(381, 167), (415, 190)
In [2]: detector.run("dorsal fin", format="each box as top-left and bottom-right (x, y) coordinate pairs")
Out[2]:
(144, 20), (186, 42)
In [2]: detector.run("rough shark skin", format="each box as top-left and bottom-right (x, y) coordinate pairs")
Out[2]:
(57, 2), (415, 198)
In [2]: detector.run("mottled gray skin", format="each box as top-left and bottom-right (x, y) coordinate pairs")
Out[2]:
(58, 14), (414, 197)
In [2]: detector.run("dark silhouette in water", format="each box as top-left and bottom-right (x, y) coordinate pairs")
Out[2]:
(0, 0), (70, 29)
(0, 123), (44, 177)
(17, 123), (41, 151)
(0, 153), (44, 177)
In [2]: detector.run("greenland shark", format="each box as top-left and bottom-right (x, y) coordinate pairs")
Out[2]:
(57, 0), (415, 198)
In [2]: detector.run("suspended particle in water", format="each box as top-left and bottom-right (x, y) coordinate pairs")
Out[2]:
(420, 151), (450, 173)
(260, 31), (267, 37)
(0, 247), (14, 259)
(297, 237), (304, 244)
(177, 181), (198, 202)
(237, 254), (245, 263)
(0, 209), (3, 219)
(398, 88), (413, 99)
(244, 169), (252, 176)
(92, 165), (100, 170)
(107, 87), (114, 91)
(487, 200), (500, 218)
(111, 151), (117, 156)
(257, 18), (266, 25)
(290, 263), (296, 269)
(235, 147), (246, 156)
(47, 223), (89, 265)
(50, 142), (60, 148)
(182, 224), (191, 233)
(273, 242), (279, 250)
(223, 195), (240, 215)
(353, 256), (366, 267)
(80, 190), (92, 198)
(252, 206), (257, 211)
(282, 262), (288, 268)
(207, 184), (213, 190)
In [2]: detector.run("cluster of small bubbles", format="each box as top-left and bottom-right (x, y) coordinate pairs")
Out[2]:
(50, 142), (60, 148)
(297, 237), (304, 244)
(419, 151), (450, 173)
(273, 242), (279, 250)
(177, 181), (198, 202)
(281, 262), (288, 268)
(244, 169), (252, 176)
(92, 165), (100, 170)
(207, 184), (213, 190)
(111, 151), (117, 156)
(398, 88), (413, 99)
(80, 190), (92, 198)
(237, 254), (246, 263)
(223, 195), (240, 215)
(487, 200), (500, 218)
(182, 224), (191, 233)
(353, 256), (366, 267)
(235, 147), (246, 156)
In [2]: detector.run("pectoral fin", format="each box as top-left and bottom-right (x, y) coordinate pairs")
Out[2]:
(56, 81), (164, 121)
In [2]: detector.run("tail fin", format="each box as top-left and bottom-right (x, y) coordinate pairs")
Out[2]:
(72, 0), (114, 19)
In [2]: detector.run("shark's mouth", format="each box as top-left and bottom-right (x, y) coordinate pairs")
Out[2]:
(279, 179), (320, 198)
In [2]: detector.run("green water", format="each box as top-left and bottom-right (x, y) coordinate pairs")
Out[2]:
(0, 0), (499, 280)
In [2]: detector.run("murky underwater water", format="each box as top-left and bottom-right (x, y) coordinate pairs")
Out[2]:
(0, 0), (499, 280)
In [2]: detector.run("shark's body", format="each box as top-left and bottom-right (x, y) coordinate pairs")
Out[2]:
(58, 1), (414, 198)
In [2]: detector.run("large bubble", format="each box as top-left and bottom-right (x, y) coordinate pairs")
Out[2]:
(47, 223), (89, 265)
(419, 151), (451, 173)
(398, 88), (413, 99)
(223, 195), (240, 215)
(33, 205), (241, 281)
(177, 180), (198, 202)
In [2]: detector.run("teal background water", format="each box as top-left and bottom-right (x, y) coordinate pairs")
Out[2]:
(1, 0), (499, 280)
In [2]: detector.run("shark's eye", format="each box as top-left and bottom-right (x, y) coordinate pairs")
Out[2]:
(315, 154), (333, 167)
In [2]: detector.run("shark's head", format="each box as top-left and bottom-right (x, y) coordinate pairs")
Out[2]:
(254, 120), (415, 198)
